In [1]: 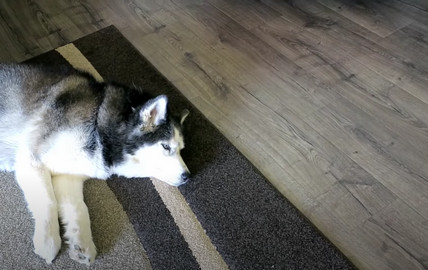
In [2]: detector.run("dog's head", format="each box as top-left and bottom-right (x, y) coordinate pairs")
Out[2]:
(111, 95), (190, 186)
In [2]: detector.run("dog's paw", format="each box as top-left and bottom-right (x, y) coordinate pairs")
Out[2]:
(68, 239), (97, 265)
(33, 232), (62, 264)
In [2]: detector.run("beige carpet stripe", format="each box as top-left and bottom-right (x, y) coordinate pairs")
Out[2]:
(55, 43), (103, 82)
(58, 43), (228, 270)
(152, 179), (229, 270)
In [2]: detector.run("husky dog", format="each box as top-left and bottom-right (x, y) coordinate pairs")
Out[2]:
(0, 64), (190, 265)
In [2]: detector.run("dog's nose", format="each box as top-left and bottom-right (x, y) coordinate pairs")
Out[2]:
(181, 172), (191, 183)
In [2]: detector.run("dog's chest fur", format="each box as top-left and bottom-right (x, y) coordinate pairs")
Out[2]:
(39, 130), (108, 179)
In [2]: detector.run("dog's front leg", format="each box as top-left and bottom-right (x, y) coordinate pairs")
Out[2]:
(52, 174), (96, 265)
(15, 151), (61, 264)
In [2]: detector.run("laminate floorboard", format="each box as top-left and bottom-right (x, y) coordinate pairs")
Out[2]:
(1, 1), (427, 269)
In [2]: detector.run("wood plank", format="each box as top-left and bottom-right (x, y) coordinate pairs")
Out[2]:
(306, 62), (428, 178)
(252, 17), (348, 70)
(262, 0), (383, 43)
(207, 0), (281, 30)
(305, 107), (428, 217)
(379, 22), (428, 75)
(0, 0), (105, 62)
(260, 0), (428, 105)
(358, 200), (428, 269)
(381, 0), (428, 26)
(317, 0), (413, 37)
(216, 0), (428, 191)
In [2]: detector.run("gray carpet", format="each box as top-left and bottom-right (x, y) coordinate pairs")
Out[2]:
(0, 26), (356, 270)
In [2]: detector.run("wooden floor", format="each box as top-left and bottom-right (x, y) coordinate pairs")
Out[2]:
(1, 0), (428, 269)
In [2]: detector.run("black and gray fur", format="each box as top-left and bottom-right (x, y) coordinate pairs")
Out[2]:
(0, 64), (187, 176)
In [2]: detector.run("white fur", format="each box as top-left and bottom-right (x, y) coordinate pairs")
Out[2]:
(52, 175), (96, 265)
(0, 112), (25, 171)
(9, 127), (102, 265)
(14, 145), (61, 264)
(41, 129), (108, 179)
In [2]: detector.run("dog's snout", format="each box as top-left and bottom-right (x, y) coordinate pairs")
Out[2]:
(181, 172), (191, 182)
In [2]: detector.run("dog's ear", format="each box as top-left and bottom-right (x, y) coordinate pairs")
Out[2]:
(180, 109), (189, 125)
(139, 95), (168, 133)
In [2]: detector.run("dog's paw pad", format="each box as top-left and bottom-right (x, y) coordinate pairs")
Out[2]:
(69, 243), (96, 266)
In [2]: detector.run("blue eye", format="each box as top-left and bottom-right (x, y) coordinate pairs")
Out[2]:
(161, 143), (171, 151)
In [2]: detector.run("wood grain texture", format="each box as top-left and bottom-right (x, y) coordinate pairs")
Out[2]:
(0, 0), (106, 62)
(1, 0), (428, 269)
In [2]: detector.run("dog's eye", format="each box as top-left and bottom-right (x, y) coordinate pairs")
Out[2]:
(161, 143), (171, 151)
